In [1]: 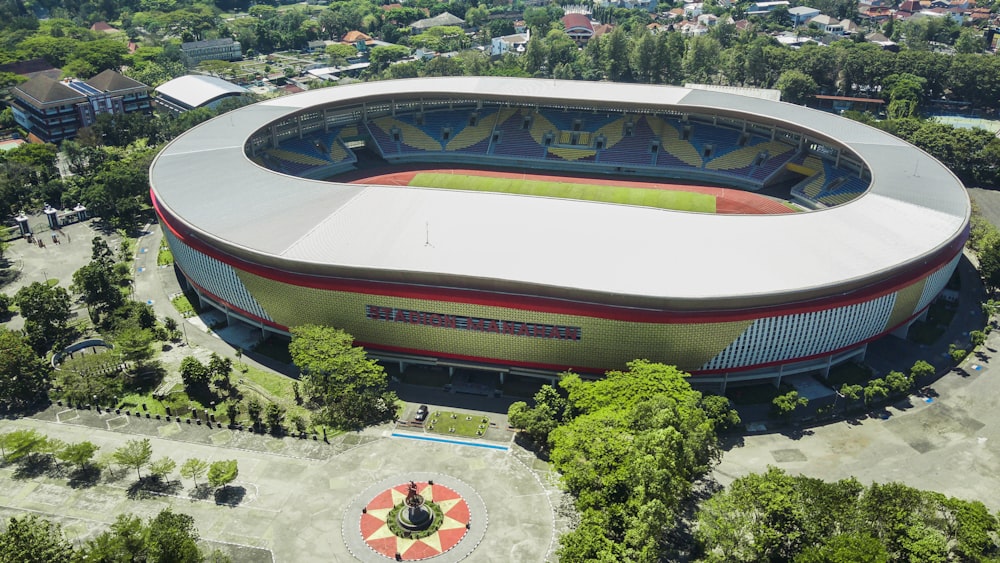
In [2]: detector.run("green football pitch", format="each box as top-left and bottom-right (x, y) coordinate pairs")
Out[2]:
(408, 172), (717, 213)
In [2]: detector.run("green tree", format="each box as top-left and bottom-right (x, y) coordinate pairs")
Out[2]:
(55, 441), (99, 470)
(863, 378), (889, 406)
(0, 429), (42, 463)
(796, 533), (889, 563)
(207, 459), (238, 490)
(772, 390), (808, 419)
(289, 325), (396, 429)
(207, 353), (232, 385)
(113, 438), (153, 480)
(81, 509), (204, 563)
(0, 328), (52, 411)
(602, 27), (631, 82)
(954, 28), (985, 54)
(246, 397), (262, 427)
(970, 330), (987, 348)
(0, 514), (72, 563)
(700, 394), (741, 432)
(884, 371), (913, 395)
(149, 456), (176, 480)
(265, 402), (285, 434)
(368, 45), (410, 72)
(949, 344), (967, 363)
(71, 237), (127, 321)
(550, 360), (722, 560)
(180, 356), (210, 388)
(683, 35), (722, 84)
(325, 43), (356, 66)
(113, 324), (155, 368)
(14, 282), (73, 355)
(180, 458), (209, 487)
(507, 384), (565, 448)
(909, 360), (935, 382)
(775, 69), (818, 105)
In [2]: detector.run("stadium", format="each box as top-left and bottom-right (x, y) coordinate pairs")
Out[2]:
(149, 77), (970, 387)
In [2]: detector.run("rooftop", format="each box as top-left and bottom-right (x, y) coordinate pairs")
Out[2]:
(150, 78), (969, 309)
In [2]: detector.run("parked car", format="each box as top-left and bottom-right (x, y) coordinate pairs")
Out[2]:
(415, 405), (429, 422)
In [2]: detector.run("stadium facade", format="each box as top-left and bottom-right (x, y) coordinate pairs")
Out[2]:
(149, 78), (970, 386)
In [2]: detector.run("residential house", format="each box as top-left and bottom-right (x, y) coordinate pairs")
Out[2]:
(411, 12), (465, 32)
(747, 1), (790, 16)
(697, 13), (719, 26)
(809, 14), (844, 33)
(491, 31), (530, 56)
(562, 13), (595, 44)
(788, 6), (820, 25)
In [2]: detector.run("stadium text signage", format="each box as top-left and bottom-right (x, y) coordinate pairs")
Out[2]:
(365, 305), (581, 341)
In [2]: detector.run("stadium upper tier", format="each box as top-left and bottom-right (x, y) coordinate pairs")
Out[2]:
(149, 78), (970, 313)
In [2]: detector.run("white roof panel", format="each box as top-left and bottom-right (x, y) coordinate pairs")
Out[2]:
(150, 77), (969, 308)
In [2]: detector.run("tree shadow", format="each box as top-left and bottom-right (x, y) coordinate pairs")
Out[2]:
(126, 476), (182, 499)
(893, 397), (916, 411)
(67, 465), (102, 489)
(664, 477), (723, 561)
(12, 453), (58, 480)
(777, 425), (815, 440)
(512, 433), (551, 461)
(189, 483), (214, 500)
(214, 485), (246, 507)
(718, 432), (745, 452)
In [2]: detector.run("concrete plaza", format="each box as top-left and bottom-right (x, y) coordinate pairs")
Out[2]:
(0, 410), (564, 562)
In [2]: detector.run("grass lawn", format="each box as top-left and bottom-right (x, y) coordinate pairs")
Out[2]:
(117, 388), (225, 420)
(157, 240), (173, 266)
(241, 365), (296, 401)
(409, 172), (717, 213)
(425, 410), (490, 438)
(171, 293), (198, 317)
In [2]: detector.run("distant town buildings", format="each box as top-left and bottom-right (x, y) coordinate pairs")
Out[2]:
(10, 70), (151, 143)
(179, 38), (242, 67)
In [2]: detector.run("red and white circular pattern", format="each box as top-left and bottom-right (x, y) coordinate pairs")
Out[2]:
(360, 481), (471, 560)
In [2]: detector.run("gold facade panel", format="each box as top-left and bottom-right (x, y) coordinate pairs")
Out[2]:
(887, 279), (926, 331)
(236, 270), (752, 371)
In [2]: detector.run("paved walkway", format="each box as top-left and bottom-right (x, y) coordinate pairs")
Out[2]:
(716, 316), (1000, 511)
(0, 409), (562, 562)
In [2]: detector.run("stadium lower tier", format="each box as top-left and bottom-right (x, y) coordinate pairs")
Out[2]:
(161, 218), (962, 380)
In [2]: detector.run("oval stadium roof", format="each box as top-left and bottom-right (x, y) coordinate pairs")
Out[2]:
(150, 77), (970, 310)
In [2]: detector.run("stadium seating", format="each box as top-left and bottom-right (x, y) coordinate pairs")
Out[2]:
(749, 142), (798, 181)
(539, 109), (621, 133)
(689, 124), (742, 161)
(491, 110), (548, 159)
(445, 110), (499, 152)
(597, 116), (656, 166)
(367, 117), (402, 156)
(647, 117), (702, 168)
(547, 147), (597, 161)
